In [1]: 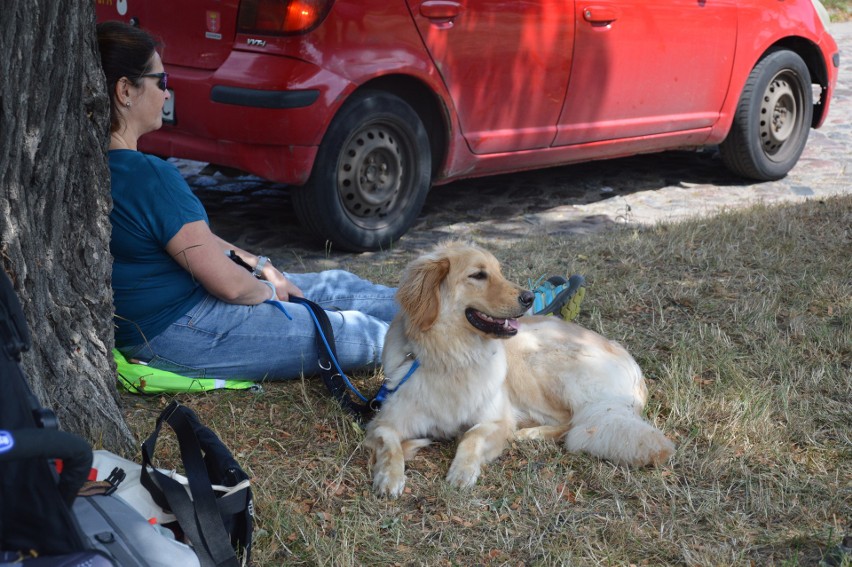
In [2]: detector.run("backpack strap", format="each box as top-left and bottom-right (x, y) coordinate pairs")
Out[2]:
(140, 401), (241, 567)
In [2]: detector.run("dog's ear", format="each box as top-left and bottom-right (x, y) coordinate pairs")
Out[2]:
(397, 256), (450, 332)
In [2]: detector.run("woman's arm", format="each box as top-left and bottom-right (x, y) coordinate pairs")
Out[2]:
(211, 234), (303, 301)
(166, 221), (277, 304)
(167, 221), (303, 303)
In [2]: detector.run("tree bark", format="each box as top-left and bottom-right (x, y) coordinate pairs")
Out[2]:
(0, 1), (134, 451)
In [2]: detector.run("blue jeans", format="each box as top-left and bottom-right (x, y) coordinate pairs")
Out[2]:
(118, 270), (398, 381)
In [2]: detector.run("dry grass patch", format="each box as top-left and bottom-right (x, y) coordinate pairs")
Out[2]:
(826, 0), (852, 21)
(120, 195), (851, 566)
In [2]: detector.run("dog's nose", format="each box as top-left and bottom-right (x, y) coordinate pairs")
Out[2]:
(519, 290), (534, 309)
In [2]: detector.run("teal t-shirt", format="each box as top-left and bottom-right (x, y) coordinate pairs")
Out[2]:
(109, 150), (208, 346)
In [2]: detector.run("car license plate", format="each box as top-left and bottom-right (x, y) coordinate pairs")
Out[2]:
(162, 89), (175, 124)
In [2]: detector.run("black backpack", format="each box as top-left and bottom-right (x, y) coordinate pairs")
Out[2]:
(0, 270), (103, 561)
(0, 270), (124, 567)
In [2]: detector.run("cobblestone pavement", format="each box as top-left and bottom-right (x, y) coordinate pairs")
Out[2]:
(176, 22), (851, 272)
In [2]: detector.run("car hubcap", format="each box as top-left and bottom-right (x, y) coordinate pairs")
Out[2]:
(759, 73), (799, 156)
(337, 125), (403, 220)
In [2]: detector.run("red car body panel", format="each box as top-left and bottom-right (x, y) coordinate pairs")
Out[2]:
(95, 0), (839, 187)
(554, 0), (738, 146)
(408, 0), (575, 154)
(710, 0), (839, 137)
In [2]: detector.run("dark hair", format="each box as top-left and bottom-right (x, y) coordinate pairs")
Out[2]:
(96, 21), (160, 133)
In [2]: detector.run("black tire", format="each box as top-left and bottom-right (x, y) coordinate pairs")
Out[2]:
(720, 50), (812, 181)
(292, 90), (431, 252)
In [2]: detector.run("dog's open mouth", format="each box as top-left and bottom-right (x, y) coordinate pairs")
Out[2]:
(465, 308), (521, 337)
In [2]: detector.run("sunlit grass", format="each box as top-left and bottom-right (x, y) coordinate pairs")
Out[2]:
(121, 195), (851, 566)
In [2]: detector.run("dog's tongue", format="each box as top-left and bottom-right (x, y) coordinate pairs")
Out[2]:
(504, 318), (520, 331)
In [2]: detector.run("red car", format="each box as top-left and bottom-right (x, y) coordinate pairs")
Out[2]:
(95, 0), (839, 251)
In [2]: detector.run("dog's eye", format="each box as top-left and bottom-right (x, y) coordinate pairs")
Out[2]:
(469, 271), (487, 280)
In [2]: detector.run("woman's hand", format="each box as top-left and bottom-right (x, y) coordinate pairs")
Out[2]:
(211, 233), (304, 301)
(264, 269), (303, 302)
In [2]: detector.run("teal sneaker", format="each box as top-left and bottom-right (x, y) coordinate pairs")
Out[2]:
(530, 274), (586, 320)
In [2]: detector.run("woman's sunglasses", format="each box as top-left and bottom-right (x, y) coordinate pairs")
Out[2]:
(139, 72), (169, 91)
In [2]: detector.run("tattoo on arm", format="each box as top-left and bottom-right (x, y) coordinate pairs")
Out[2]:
(173, 244), (204, 280)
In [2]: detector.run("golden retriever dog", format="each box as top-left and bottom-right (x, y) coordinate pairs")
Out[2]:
(363, 241), (675, 498)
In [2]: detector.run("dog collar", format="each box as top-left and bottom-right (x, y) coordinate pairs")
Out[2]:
(371, 359), (420, 408)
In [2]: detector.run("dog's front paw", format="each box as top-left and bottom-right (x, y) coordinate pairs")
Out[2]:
(445, 461), (481, 489)
(372, 466), (406, 498)
(638, 433), (676, 467)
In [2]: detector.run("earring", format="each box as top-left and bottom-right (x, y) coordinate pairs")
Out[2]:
(125, 101), (131, 108)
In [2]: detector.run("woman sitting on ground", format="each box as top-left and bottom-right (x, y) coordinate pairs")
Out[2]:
(98, 21), (398, 381)
(96, 21), (582, 382)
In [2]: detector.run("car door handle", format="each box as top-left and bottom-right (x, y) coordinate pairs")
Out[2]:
(582, 5), (620, 25)
(420, 1), (464, 28)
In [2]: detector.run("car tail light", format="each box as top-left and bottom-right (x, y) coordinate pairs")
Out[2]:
(237, 0), (334, 35)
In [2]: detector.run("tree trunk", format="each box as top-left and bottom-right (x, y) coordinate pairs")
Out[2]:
(0, 1), (134, 452)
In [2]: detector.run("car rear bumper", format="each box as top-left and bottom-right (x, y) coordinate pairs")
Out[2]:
(209, 86), (320, 109)
(141, 130), (318, 185)
(141, 50), (352, 184)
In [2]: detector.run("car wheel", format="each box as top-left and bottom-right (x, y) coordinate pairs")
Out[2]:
(720, 50), (812, 181)
(292, 90), (431, 252)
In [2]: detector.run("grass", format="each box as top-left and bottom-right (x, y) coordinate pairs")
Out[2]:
(118, 195), (851, 566)
(826, 0), (852, 21)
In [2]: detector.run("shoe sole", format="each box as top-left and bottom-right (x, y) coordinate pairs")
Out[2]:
(536, 275), (586, 317)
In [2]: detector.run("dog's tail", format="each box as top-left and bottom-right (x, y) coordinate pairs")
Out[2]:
(564, 400), (675, 466)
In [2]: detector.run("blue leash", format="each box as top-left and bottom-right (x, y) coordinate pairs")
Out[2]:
(269, 297), (369, 403)
(265, 296), (416, 416)
(371, 359), (419, 407)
